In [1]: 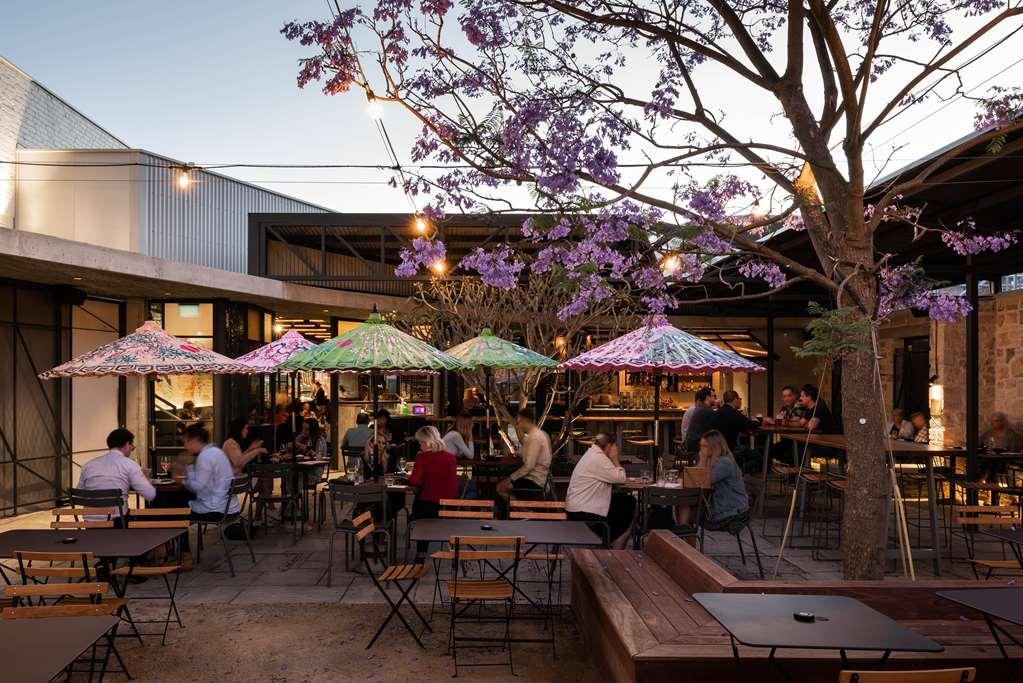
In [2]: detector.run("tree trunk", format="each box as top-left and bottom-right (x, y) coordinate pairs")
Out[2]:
(839, 337), (889, 579)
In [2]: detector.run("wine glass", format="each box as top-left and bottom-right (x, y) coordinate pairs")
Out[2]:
(159, 460), (170, 477)
(398, 457), (408, 474)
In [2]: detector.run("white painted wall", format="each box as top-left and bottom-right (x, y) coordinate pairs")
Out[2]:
(71, 299), (121, 473)
(14, 149), (138, 252)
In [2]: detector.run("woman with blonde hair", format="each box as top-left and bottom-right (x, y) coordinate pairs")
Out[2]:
(408, 425), (459, 556)
(699, 430), (749, 527)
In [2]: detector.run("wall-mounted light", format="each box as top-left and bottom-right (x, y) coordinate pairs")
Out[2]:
(929, 383), (944, 418)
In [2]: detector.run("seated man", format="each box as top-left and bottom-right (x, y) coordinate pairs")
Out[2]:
(497, 408), (551, 500)
(709, 390), (761, 473)
(77, 428), (156, 524)
(910, 411), (929, 444)
(566, 432), (634, 549)
(342, 412), (373, 452)
(683, 386), (718, 453)
(979, 411), (1022, 481)
(170, 423), (239, 568)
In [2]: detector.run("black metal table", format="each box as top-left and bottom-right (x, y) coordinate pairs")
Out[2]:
(409, 518), (600, 546)
(0, 528), (185, 584)
(981, 528), (1023, 570)
(0, 615), (120, 682)
(694, 593), (943, 680)
(938, 587), (1023, 659)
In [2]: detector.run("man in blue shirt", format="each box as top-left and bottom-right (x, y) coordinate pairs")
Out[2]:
(170, 423), (238, 569)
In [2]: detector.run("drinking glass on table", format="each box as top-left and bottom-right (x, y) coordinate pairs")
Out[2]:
(159, 459), (170, 477)
(398, 456), (407, 474)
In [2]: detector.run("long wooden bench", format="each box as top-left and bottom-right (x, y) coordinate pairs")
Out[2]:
(571, 530), (1023, 682)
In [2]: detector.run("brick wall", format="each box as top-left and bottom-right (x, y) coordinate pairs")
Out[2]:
(0, 58), (126, 228)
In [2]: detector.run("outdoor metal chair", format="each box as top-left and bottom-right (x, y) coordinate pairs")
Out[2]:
(50, 506), (118, 529)
(352, 511), (431, 650)
(247, 462), (300, 543)
(954, 505), (1023, 579)
(700, 508), (765, 579)
(447, 535), (525, 677)
(325, 480), (391, 585)
(3, 582), (131, 680)
(109, 508), (190, 645)
(839, 668), (975, 682)
(70, 488), (126, 518)
(194, 475), (256, 578)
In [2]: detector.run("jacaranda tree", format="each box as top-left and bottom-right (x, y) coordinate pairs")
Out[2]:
(284, 1), (1022, 578)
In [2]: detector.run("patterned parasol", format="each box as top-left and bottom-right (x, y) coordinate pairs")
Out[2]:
(561, 318), (765, 374)
(234, 329), (317, 372)
(445, 328), (558, 370)
(278, 311), (467, 373)
(38, 320), (258, 378)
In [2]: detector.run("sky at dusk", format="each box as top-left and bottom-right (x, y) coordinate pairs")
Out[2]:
(2, 1), (1019, 214)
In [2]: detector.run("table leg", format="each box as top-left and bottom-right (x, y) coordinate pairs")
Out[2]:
(984, 614), (1022, 659)
(729, 635), (741, 673)
(768, 647), (796, 683)
(925, 456), (942, 576)
(757, 435), (771, 519)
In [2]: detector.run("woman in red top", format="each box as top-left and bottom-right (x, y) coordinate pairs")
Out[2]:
(409, 425), (458, 555)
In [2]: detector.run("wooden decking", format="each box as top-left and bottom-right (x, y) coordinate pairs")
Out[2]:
(571, 531), (1023, 682)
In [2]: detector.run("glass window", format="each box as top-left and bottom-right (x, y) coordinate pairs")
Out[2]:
(263, 312), (273, 342)
(163, 303), (213, 337)
(247, 308), (262, 342)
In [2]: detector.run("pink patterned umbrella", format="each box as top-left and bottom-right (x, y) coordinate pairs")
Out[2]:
(561, 318), (765, 374)
(38, 320), (258, 378)
(234, 329), (317, 372)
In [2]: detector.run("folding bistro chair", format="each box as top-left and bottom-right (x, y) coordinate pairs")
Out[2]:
(109, 508), (190, 645)
(427, 499), (496, 619)
(247, 462), (300, 543)
(3, 582), (132, 680)
(325, 481), (391, 585)
(447, 535), (524, 677)
(508, 500), (567, 623)
(838, 668), (975, 682)
(955, 505), (1023, 579)
(50, 506), (118, 529)
(638, 486), (703, 547)
(70, 488), (126, 519)
(194, 475), (256, 577)
(352, 511), (432, 650)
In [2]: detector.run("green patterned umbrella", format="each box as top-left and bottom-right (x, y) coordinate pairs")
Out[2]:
(278, 311), (466, 373)
(445, 328), (558, 370)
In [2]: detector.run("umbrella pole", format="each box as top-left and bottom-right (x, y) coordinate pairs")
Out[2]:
(486, 369), (494, 456)
(653, 372), (661, 480)
(291, 372), (298, 459)
(372, 370), (380, 479)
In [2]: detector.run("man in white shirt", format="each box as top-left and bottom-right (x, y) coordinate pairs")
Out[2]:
(566, 433), (634, 548)
(497, 408), (551, 499)
(77, 428), (156, 523)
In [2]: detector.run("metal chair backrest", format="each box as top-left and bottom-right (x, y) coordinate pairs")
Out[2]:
(15, 550), (96, 582)
(840, 668), (975, 682)
(4, 581), (108, 607)
(247, 462), (294, 482)
(125, 507), (191, 529)
(439, 498), (494, 519)
(449, 535), (524, 592)
(953, 505), (1020, 528)
(50, 506), (118, 529)
(508, 500), (566, 520)
(70, 488), (125, 516)
(327, 481), (387, 526)
(641, 486), (703, 534)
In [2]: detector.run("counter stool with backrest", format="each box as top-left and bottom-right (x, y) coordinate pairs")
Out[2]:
(325, 481), (391, 585)
(109, 508), (190, 645)
(3, 582), (132, 680)
(194, 475), (256, 578)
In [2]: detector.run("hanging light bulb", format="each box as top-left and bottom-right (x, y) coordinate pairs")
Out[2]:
(429, 259), (447, 275)
(366, 92), (383, 120)
(414, 215), (428, 233)
(660, 253), (681, 277)
(273, 323), (285, 335)
(177, 168), (191, 190)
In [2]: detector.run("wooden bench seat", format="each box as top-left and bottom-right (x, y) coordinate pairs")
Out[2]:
(571, 530), (1023, 682)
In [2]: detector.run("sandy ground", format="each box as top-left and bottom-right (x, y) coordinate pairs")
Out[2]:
(112, 603), (600, 682)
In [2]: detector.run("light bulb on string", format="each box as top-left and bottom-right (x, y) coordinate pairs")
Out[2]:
(660, 254), (681, 277)
(177, 168), (191, 190)
(366, 93), (383, 120)
(429, 259), (447, 275)
(414, 215), (428, 234)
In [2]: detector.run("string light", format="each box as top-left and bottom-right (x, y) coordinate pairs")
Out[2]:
(176, 167), (191, 190)
(429, 259), (447, 275)
(660, 253), (681, 277)
(273, 323), (285, 335)
(366, 93), (383, 120)
(414, 215), (428, 233)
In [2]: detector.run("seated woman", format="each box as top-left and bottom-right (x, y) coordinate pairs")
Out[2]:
(408, 425), (458, 556)
(699, 430), (750, 532)
(442, 412), (475, 459)
(565, 432), (635, 549)
(295, 418), (329, 491)
(222, 418), (267, 475)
